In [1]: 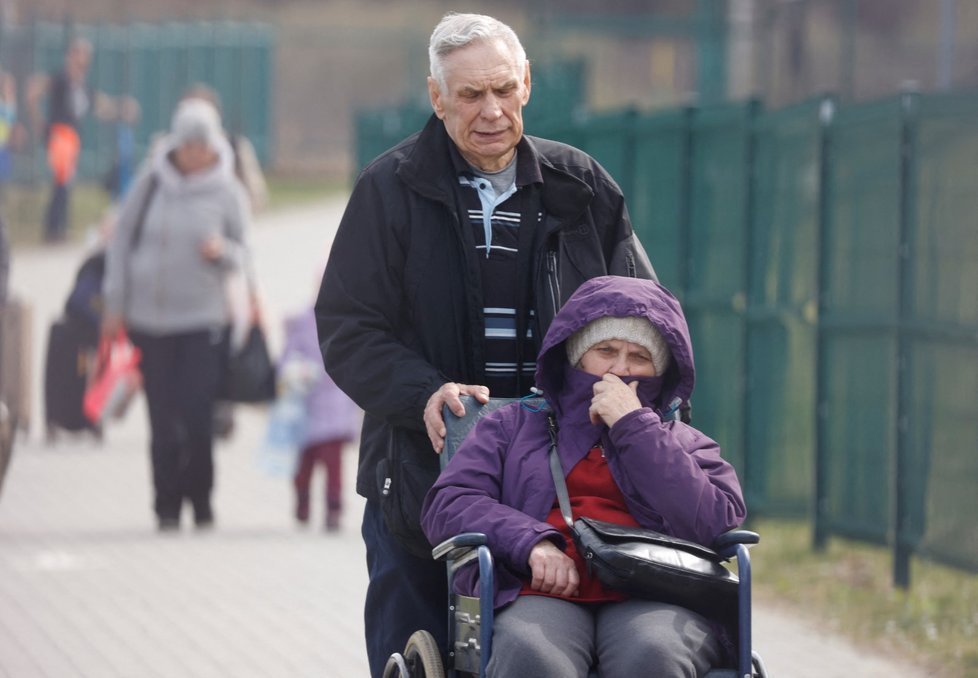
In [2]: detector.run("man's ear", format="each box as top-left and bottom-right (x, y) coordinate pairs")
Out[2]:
(521, 60), (532, 105)
(428, 77), (445, 119)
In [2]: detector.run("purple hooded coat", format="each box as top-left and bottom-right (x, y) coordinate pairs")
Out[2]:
(420, 276), (746, 611)
(281, 307), (360, 447)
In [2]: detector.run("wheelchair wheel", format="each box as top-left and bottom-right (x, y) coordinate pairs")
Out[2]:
(397, 630), (445, 678)
(752, 651), (769, 677)
(382, 653), (410, 678)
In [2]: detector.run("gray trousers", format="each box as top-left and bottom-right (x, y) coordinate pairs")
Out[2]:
(486, 595), (723, 678)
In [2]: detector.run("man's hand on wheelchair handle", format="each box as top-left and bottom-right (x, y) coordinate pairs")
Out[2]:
(528, 540), (579, 597)
(424, 382), (490, 453)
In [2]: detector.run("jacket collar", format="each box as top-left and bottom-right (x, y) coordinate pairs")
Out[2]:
(547, 364), (667, 472)
(397, 114), (591, 222)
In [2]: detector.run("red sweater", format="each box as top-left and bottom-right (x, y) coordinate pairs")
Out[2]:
(520, 445), (640, 602)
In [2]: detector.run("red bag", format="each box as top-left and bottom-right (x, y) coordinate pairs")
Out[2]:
(83, 333), (142, 424)
(47, 123), (81, 186)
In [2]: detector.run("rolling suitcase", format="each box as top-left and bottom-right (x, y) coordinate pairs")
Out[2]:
(44, 317), (97, 436)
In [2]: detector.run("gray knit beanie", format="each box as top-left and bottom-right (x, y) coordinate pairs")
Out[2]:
(170, 98), (223, 149)
(566, 316), (671, 375)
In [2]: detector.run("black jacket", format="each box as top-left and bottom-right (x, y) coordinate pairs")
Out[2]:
(316, 115), (655, 501)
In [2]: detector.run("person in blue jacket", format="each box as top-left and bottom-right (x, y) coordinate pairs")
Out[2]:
(422, 276), (746, 677)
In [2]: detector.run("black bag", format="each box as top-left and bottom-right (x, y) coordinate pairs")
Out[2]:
(64, 252), (106, 345)
(221, 324), (275, 403)
(44, 318), (97, 432)
(572, 516), (738, 615)
(377, 428), (441, 559)
(546, 415), (738, 619)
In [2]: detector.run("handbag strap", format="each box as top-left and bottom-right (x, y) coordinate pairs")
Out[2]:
(547, 415), (576, 531)
(130, 173), (159, 252)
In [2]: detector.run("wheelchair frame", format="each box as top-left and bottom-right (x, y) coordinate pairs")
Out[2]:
(385, 396), (768, 678)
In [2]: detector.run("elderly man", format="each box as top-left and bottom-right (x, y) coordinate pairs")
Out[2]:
(316, 12), (655, 676)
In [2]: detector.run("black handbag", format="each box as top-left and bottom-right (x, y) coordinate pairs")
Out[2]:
(546, 415), (738, 618)
(221, 324), (276, 403)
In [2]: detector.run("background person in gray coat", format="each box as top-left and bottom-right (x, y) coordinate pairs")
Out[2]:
(102, 98), (251, 532)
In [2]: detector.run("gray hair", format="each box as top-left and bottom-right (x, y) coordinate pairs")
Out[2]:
(428, 13), (527, 91)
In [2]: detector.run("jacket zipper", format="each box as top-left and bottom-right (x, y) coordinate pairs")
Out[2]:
(546, 249), (560, 318)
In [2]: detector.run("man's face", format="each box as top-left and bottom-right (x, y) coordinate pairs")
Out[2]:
(428, 38), (531, 172)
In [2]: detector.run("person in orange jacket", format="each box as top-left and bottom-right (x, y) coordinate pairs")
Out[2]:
(26, 38), (138, 243)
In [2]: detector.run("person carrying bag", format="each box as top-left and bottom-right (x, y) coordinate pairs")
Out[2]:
(102, 98), (252, 532)
(422, 276), (747, 676)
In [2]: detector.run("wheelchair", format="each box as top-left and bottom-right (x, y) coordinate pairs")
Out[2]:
(384, 397), (768, 678)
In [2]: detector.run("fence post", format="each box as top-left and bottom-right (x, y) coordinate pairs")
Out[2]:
(695, 0), (728, 104)
(740, 98), (760, 509)
(677, 105), (695, 302)
(23, 14), (38, 186)
(812, 94), (835, 551)
(621, 105), (639, 212)
(893, 88), (919, 589)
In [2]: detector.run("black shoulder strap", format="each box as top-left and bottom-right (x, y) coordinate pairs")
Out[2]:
(130, 174), (159, 251)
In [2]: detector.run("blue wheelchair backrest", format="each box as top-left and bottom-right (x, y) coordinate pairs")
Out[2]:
(442, 396), (546, 466)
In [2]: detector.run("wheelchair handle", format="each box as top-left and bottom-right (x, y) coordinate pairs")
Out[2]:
(432, 532), (488, 561)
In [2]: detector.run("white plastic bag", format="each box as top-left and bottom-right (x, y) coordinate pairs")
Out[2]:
(255, 389), (307, 477)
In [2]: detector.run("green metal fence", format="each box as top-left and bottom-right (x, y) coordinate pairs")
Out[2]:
(815, 96), (906, 555)
(746, 98), (824, 518)
(3, 19), (274, 183)
(355, 86), (978, 585)
(557, 90), (978, 586)
(896, 92), (978, 579)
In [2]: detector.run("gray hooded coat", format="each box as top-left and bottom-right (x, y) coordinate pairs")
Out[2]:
(103, 133), (249, 335)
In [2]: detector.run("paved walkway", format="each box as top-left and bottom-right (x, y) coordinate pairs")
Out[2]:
(0, 198), (922, 677)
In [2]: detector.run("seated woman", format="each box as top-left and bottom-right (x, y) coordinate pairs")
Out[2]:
(420, 275), (746, 678)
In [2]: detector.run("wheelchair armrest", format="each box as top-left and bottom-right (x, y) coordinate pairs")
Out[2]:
(432, 532), (488, 562)
(711, 529), (760, 559)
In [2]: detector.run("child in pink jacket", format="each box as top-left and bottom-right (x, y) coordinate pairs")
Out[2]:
(280, 306), (360, 530)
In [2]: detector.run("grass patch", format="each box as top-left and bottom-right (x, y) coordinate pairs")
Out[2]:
(265, 174), (350, 210)
(751, 518), (978, 677)
(5, 182), (112, 248)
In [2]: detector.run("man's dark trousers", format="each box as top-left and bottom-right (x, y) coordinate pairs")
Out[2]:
(362, 499), (448, 677)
